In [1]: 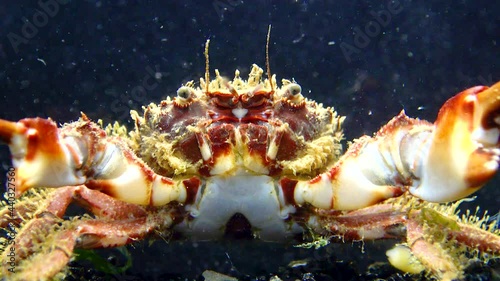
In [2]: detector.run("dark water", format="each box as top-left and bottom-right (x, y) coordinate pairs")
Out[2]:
(0, 1), (499, 280)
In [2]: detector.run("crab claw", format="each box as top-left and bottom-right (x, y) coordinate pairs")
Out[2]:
(0, 117), (86, 196)
(410, 81), (500, 202)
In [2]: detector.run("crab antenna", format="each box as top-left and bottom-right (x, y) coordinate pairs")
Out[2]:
(266, 25), (273, 91)
(204, 39), (210, 93)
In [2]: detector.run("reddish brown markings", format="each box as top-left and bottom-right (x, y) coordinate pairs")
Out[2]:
(275, 131), (300, 161)
(342, 138), (367, 159)
(208, 124), (235, 160)
(20, 118), (63, 161)
(464, 83), (500, 130)
(182, 177), (201, 205)
(33, 186), (78, 218)
(66, 119), (111, 178)
(325, 212), (406, 240)
(465, 149), (497, 188)
(459, 95), (476, 132)
(308, 159), (340, 185)
(160, 177), (174, 185)
(85, 180), (117, 198)
(0, 119), (23, 144)
(240, 115), (270, 123)
(449, 223), (500, 253)
(156, 101), (205, 135)
(208, 90), (273, 109)
(120, 148), (156, 183)
(208, 108), (239, 123)
(475, 86), (500, 130)
(207, 92), (238, 108)
(268, 165), (283, 176)
(375, 111), (432, 138)
(75, 217), (151, 248)
(434, 89), (476, 135)
(333, 211), (405, 228)
(25, 129), (40, 161)
(309, 174), (322, 184)
(390, 186), (405, 198)
(240, 91), (272, 108)
(65, 143), (83, 167)
(209, 106), (272, 123)
(280, 178), (298, 206)
(197, 165), (211, 177)
(239, 124), (268, 159)
(74, 186), (148, 219)
(275, 100), (314, 139)
(362, 186), (404, 207)
(393, 175), (412, 188)
(176, 134), (203, 163)
(208, 124), (235, 143)
(327, 164), (341, 180)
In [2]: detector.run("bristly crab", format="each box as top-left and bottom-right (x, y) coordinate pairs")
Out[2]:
(0, 38), (500, 281)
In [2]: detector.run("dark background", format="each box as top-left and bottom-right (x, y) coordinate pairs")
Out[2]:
(0, 0), (498, 280)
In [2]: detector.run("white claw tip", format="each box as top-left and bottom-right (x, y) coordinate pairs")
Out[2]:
(386, 245), (425, 274)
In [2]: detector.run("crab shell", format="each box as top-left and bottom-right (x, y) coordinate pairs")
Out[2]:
(131, 64), (344, 179)
(127, 65), (344, 239)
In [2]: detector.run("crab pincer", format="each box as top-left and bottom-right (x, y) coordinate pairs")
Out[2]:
(410, 82), (500, 202)
(0, 117), (87, 196)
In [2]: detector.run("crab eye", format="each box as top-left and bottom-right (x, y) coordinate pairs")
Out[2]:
(174, 86), (194, 108)
(282, 83), (305, 108)
(177, 86), (192, 99)
(288, 84), (302, 96)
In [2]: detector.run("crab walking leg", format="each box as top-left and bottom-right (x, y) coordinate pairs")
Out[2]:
(315, 204), (407, 240)
(9, 229), (80, 281)
(405, 218), (462, 281)
(1, 186), (174, 280)
(0, 196), (39, 227)
(1, 186), (152, 261)
(5, 217), (170, 281)
(292, 83), (500, 210)
(0, 114), (190, 206)
(451, 223), (500, 253)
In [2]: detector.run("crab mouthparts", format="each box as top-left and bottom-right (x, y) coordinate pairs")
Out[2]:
(232, 108), (249, 119)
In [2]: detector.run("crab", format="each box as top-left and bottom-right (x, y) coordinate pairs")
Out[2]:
(0, 40), (500, 281)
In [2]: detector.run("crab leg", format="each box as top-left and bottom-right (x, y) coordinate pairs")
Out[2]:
(0, 114), (192, 206)
(316, 205), (453, 277)
(5, 216), (169, 281)
(317, 202), (500, 280)
(1, 186), (151, 260)
(314, 204), (407, 240)
(289, 82), (500, 210)
(405, 218), (462, 280)
(1, 185), (174, 280)
(451, 222), (500, 253)
(402, 209), (500, 280)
